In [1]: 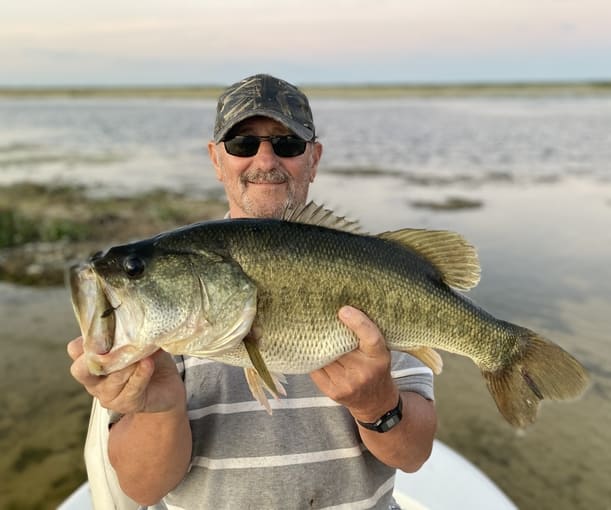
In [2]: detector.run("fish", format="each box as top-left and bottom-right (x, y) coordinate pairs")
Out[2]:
(68, 202), (589, 427)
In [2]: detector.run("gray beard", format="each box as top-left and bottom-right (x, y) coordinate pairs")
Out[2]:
(241, 168), (288, 185)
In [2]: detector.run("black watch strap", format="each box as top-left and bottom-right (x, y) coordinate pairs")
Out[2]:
(356, 395), (403, 433)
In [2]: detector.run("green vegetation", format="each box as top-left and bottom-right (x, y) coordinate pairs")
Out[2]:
(0, 182), (227, 285)
(0, 209), (89, 248)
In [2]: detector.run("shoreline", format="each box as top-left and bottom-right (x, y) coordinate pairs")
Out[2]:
(0, 183), (228, 286)
(2, 81), (611, 99)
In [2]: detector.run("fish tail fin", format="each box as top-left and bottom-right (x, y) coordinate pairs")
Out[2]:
(483, 329), (589, 428)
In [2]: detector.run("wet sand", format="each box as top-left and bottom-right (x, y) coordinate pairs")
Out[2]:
(0, 284), (88, 509)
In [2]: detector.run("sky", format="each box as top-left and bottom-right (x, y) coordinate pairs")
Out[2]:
(1, 0), (610, 87)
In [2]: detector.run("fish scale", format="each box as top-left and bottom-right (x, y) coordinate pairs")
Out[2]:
(213, 220), (494, 371)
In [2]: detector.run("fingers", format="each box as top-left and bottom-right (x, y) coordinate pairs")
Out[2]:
(67, 335), (180, 414)
(338, 306), (386, 357)
(312, 306), (394, 409)
(67, 336), (84, 360)
(151, 349), (178, 375)
(69, 346), (102, 388)
(71, 358), (150, 413)
(67, 336), (102, 390)
(67, 335), (146, 410)
(107, 359), (154, 413)
(309, 366), (332, 388)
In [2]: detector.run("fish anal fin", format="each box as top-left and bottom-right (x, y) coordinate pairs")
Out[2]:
(405, 347), (443, 375)
(377, 229), (481, 291)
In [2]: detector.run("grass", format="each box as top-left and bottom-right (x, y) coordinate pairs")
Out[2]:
(0, 208), (89, 248)
(0, 182), (227, 285)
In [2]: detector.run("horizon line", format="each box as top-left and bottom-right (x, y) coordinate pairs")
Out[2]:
(2, 78), (611, 90)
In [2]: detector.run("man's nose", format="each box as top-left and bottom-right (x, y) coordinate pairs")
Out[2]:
(253, 140), (278, 165)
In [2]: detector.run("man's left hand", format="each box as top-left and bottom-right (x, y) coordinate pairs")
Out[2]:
(310, 305), (400, 422)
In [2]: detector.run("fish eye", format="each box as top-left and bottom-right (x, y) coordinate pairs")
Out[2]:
(123, 255), (146, 278)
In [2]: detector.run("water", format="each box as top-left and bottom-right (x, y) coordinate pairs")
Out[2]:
(2, 96), (611, 194)
(1, 95), (610, 509)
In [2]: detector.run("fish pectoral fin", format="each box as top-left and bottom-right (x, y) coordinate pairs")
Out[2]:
(243, 335), (286, 413)
(405, 347), (444, 375)
(243, 334), (277, 394)
(244, 368), (272, 414)
(377, 229), (481, 291)
(244, 368), (287, 415)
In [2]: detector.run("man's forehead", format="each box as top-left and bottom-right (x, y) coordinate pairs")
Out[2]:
(232, 116), (293, 135)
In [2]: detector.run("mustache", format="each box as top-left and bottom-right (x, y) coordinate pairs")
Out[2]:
(241, 169), (288, 185)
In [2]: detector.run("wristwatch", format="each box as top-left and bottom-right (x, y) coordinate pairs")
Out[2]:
(356, 395), (403, 433)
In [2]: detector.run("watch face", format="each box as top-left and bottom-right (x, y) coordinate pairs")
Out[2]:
(380, 413), (401, 432)
(358, 396), (403, 432)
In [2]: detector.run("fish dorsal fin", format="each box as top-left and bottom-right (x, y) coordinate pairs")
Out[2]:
(377, 228), (481, 291)
(282, 201), (364, 234)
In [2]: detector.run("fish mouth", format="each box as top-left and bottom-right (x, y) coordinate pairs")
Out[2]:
(85, 343), (159, 376)
(69, 262), (117, 357)
(69, 261), (151, 375)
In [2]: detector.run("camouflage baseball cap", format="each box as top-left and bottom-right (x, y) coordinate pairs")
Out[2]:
(213, 74), (315, 143)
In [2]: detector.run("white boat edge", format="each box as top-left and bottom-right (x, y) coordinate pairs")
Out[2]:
(57, 440), (516, 510)
(393, 440), (517, 509)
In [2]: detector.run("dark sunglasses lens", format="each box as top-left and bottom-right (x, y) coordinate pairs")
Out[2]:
(224, 136), (260, 157)
(273, 137), (307, 157)
(224, 135), (308, 157)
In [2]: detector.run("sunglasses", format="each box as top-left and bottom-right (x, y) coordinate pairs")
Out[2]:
(223, 135), (308, 158)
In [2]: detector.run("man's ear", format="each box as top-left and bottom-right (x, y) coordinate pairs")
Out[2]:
(309, 142), (323, 182)
(208, 141), (223, 181)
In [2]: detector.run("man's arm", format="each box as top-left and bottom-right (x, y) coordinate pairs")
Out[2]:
(68, 339), (192, 505)
(310, 306), (437, 472)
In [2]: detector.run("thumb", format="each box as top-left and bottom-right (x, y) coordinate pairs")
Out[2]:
(338, 306), (386, 356)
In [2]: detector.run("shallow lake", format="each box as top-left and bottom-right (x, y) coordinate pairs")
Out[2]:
(1, 94), (610, 509)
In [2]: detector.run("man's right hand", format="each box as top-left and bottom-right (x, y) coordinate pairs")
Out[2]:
(69, 337), (192, 504)
(67, 337), (185, 415)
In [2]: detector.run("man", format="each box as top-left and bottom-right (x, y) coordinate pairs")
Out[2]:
(68, 74), (436, 509)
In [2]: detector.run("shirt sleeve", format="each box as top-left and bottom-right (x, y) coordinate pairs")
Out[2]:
(390, 352), (435, 401)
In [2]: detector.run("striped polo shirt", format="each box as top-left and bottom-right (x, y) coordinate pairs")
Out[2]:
(145, 352), (433, 510)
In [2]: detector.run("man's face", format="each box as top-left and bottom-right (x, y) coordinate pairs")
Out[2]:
(208, 117), (322, 219)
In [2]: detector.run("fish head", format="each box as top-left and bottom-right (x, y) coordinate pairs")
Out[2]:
(69, 237), (257, 375)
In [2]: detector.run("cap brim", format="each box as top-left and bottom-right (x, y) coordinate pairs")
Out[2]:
(214, 108), (314, 143)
